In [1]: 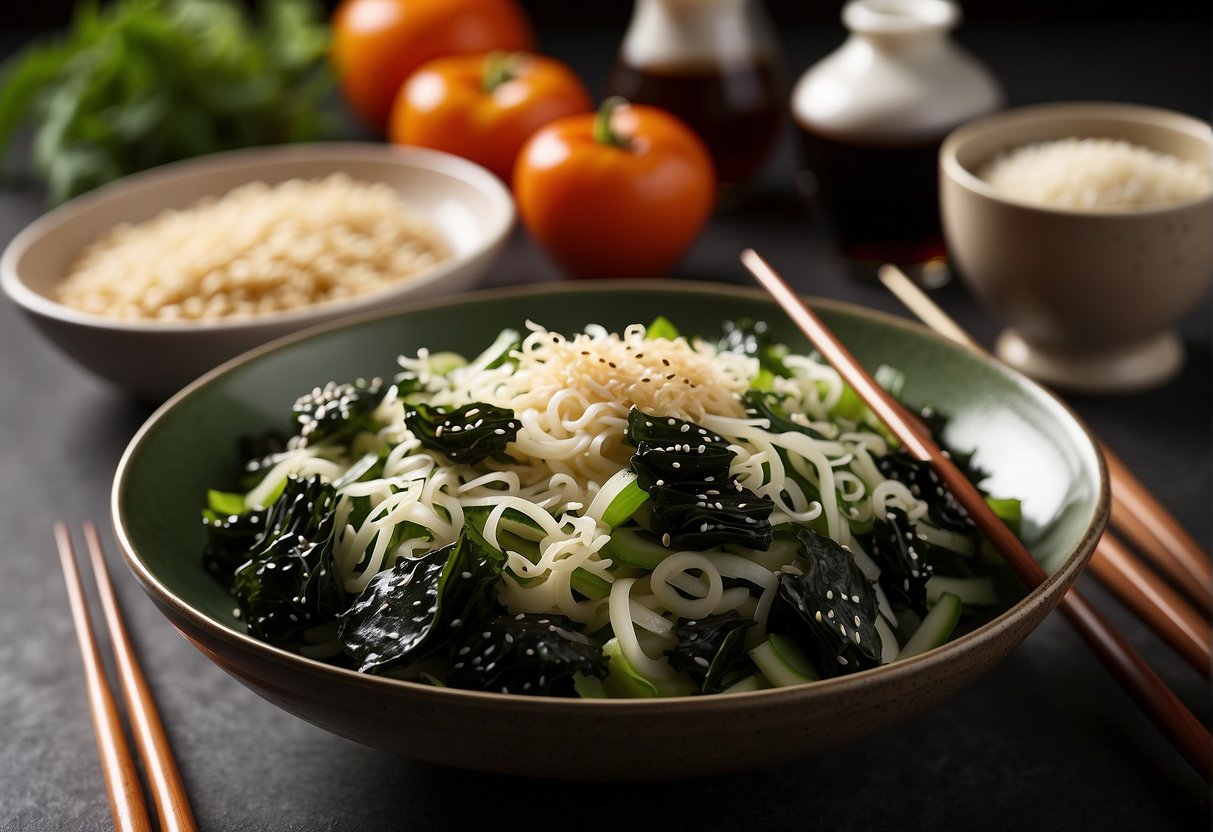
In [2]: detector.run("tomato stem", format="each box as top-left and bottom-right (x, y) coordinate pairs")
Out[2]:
(482, 51), (522, 93)
(593, 96), (632, 149)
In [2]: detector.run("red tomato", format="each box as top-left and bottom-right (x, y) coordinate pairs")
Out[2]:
(513, 99), (716, 279)
(331, 0), (533, 132)
(389, 52), (592, 183)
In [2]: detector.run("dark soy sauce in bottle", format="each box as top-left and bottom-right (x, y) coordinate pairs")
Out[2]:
(608, 0), (784, 204)
(796, 127), (950, 266)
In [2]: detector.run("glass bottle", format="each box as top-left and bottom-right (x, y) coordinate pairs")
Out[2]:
(791, 0), (1002, 283)
(608, 0), (785, 204)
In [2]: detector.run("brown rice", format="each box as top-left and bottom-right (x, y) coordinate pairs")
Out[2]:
(56, 173), (452, 321)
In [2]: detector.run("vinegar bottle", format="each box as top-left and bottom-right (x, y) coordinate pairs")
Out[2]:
(608, 0), (785, 205)
(791, 0), (1002, 284)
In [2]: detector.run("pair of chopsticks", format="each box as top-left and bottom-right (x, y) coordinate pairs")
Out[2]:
(877, 263), (1212, 678)
(56, 522), (197, 832)
(740, 250), (1212, 782)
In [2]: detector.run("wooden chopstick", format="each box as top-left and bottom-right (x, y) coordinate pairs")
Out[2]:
(876, 263), (1212, 673)
(55, 523), (153, 832)
(1088, 534), (1211, 676)
(878, 264), (1212, 615)
(56, 523), (198, 832)
(1105, 467), (1213, 616)
(83, 523), (199, 832)
(742, 249), (1213, 781)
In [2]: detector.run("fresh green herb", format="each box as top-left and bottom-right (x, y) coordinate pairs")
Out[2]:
(405, 402), (520, 465)
(446, 613), (608, 697)
(0, 0), (335, 204)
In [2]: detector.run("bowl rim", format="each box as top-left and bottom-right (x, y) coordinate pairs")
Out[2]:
(940, 101), (1213, 217)
(0, 142), (515, 335)
(111, 279), (1110, 714)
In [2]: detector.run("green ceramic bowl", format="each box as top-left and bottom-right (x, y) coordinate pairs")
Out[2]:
(113, 281), (1108, 779)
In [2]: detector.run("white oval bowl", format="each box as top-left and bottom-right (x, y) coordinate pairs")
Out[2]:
(1, 143), (515, 401)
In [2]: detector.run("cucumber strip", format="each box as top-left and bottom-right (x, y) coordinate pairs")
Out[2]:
(425, 351), (468, 375)
(723, 673), (772, 693)
(602, 481), (648, 528)
(986, 496), (1023, 535)
(571, 567), (611, 601)
(749, 634), (819, 687)
(585, 469), (648, 527)
(927, 575), (998, 606)
(573, 673), (607, 699)
(899, 591), (963, 659)
(600, 527), (672, 570)
(602, 638), (696, 698)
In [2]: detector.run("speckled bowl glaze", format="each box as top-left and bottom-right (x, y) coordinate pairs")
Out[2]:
(1, 143), (514, 401)
(941, 102), (1213, 393)
(113, 282), (1108, 779)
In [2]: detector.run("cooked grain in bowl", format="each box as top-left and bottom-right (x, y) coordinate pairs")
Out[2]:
(978, 137), (1211, 211)
(56, 173), (451, 321)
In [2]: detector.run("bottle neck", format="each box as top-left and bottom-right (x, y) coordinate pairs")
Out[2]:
(843, 0), (960, 47)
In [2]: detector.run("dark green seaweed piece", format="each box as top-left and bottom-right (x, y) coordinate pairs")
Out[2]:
(405, 402), (520, 465)
(202, 506), (266, 588)
(741, 390), (830, 441)
(665, 612), (756, 693)
(337, 525), (503, 673)
(858, 506), (935, 616)
(876, 451), (976, 533)
(768, 529), (883, 677)
(625, 408), (773, 552)
(717, 318), (791, 378)
(292, 378), (385, 447)
(231, 476), (347, 644)
(445, 613), (607, 697)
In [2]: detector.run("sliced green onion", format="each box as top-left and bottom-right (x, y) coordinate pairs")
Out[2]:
(207, 489), (246, 516)
(645, 315), (680, 340)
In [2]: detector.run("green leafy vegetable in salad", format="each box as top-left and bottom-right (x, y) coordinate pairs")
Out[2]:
(626, 408), (774, 551)
(446, 613), (608, 697)
(337, 525), (503, 673)
(200, 319), (1024, 697)
(768, 529), (884, 677)
(230, 476), (347, 644)
(404, 402), (521, 465)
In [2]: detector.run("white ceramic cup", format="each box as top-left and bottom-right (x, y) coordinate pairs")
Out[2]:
(940, 102), (1212, 393)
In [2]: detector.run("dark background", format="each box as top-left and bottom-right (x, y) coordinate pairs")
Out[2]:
(3, 0), (1211, 28)
(0, 2), (1209, 831)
